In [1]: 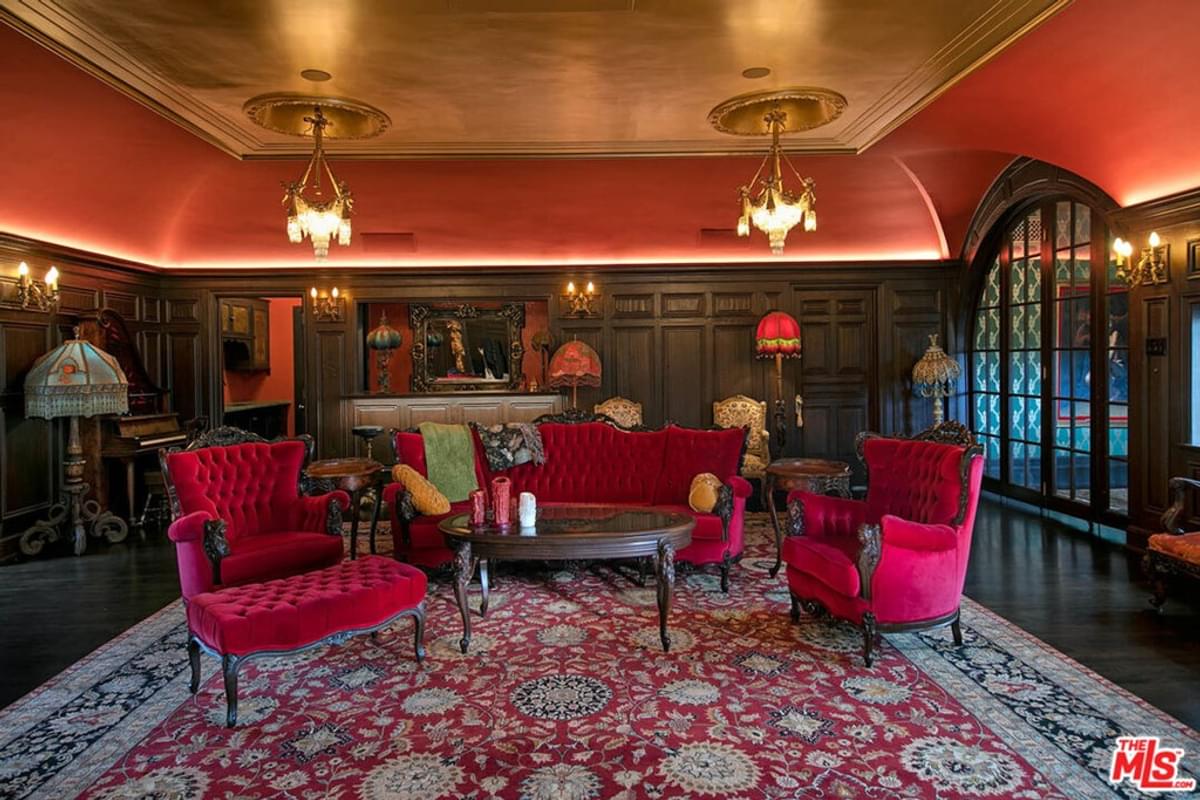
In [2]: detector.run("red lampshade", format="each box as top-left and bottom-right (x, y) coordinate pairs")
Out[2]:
(548, 340), (602, 388)
(755, 310), (801, 358)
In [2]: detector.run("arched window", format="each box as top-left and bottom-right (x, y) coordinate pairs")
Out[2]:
(969, 199), (1128, 518)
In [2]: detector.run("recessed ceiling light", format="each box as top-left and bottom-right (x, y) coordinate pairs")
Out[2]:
(301, 69), (332, 82)
(742, 67), (771, 79)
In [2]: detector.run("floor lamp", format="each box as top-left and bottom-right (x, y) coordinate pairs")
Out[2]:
(912, 334), (960, 425)
(548, 339), (601, 408)
(22, 332), (130, 556)
(755, 310), (802, 456)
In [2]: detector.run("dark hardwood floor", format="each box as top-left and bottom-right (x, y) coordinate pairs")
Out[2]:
(2, 497), (1199, 729)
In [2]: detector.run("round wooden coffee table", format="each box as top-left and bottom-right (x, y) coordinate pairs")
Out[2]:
(306, 457), (385, 560)
(764, 458), (852, 577)
(440, 505), (693, 654)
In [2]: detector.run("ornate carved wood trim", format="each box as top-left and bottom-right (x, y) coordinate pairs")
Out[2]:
(713, 484), (733, 542)
(325, 498), (343, 536)
(786, 496), (805, 537)
(1161, 477), (1200, 534)
(203, 518), (230, 585)
(408, 302), (525, 392)
(856, 523), (882, 601)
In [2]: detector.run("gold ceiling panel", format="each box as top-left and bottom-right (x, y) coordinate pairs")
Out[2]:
(0, 0), (1069, 159)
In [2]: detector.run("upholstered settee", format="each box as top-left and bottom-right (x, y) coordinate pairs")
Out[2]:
(781, 423), (984, 666)
(160, 428), (350, 597)
(382, 412), (753, 590)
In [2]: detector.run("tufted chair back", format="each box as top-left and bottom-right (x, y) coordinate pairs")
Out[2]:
(164, 440), (309, 543)
(506, 422), (667, 503)
(862, 437), (977, 527)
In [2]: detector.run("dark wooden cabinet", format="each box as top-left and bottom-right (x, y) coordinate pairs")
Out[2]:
(223, 401), (289, 439)
(220, 298), (270, 371)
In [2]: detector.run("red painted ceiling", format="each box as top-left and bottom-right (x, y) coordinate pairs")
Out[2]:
(0, 0), (1197, 270)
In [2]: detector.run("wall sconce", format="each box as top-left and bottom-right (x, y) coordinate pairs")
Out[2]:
(15, 262), (60, 311)
(310, 286), (343, 322)
(564, 280), (599, 317)
(1113, 232), (1169, 287)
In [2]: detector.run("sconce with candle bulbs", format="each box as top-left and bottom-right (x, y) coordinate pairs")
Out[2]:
(1113, 232), (1169, 287)
(310, 286), (344, 322)
(13, 261), (60, 311)
(564, 279), (599, 317)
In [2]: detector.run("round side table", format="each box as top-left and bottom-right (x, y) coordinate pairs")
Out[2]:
(306, 457), (385, 560)
(764, 457), (852, 577)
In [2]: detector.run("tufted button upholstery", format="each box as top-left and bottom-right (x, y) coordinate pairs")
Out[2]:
(862, 438), (965, 526)
(652, 426), (745, 505)
(187, 556), (427, 656)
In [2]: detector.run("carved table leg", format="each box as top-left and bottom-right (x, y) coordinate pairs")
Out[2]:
(656, 539), (676, 653)
(452, 541), (473, 654)
(368, 479), (383, 555)
(479, 559), (490, 618)
(413, 605), (427, 662)
(766, 474), (783, 577)
(348, 488), (364, 560)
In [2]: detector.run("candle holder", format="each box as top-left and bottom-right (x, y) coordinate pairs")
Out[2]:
(15, 262), (60, 312)
(310, 286), (344, 322)
(564, 280), (599, 317)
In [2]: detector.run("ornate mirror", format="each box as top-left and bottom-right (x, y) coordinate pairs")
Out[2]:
(409, 302), (525, 391)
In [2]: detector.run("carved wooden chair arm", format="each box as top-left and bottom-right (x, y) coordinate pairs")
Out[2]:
(1162, 477), (1200, 534)
(855, 523), (882, 602)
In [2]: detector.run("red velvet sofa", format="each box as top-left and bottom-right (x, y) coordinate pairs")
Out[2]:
(383, 411), (752, 590)
(160, 428), (350, 597)
(781, 423), (984, 666)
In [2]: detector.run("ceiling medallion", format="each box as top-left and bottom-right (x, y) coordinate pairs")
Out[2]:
(709, 88), (846, 255)
(244, 94), (390, 260)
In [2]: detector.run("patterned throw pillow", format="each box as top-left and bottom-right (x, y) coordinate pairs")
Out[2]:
(392, 464), (451, 516)
(474, 422), (547, 472)
(688, 473), (723, 513)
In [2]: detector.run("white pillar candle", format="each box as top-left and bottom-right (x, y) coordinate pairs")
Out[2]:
(519, 492), (537, 528)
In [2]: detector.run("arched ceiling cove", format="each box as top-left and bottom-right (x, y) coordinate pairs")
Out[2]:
(0, 0), (1197, 270)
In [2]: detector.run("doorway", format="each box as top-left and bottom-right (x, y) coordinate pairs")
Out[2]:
(217, 295), (305, 439)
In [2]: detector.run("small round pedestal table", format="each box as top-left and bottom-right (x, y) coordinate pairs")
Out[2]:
(305, 457), (384, 559)
(765, 458), (852, 577)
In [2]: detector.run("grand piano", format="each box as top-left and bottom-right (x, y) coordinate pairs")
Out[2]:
(78, 309), (195, 528)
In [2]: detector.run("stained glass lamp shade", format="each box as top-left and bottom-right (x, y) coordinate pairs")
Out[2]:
(22, 335), (129, 556)
(912, 334), (961, 424)
(367, 312), (403, 394)
(548, 339), (601, 408)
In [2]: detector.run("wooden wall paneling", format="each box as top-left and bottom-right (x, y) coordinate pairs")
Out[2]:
(1, 321), (54, 524)
(56, 285), (99, 315)
(166, 330), (203, 422)
(102, 289), (138, 320)
(609, 324), (658, 421)
(662, 324), (706, 427)
(314, 330), (349, 458)
(712, 323), (759, 402)
(879, 282), (946, 435)
(136, 330), (163, 387)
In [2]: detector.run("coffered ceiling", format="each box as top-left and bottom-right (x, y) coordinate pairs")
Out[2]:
(1, 0), (1065, 158)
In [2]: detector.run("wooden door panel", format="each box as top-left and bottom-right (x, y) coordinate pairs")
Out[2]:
(662, 325), (705, 427)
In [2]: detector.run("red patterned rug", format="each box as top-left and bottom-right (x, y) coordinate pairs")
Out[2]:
(1, 515), (1196, 799)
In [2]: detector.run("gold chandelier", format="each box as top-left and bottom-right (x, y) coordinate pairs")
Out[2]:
(243, 92), (390, 261)
(708, 88), (846, 256)
(736, 107), (816, 255)
(283, 107), (352, 260)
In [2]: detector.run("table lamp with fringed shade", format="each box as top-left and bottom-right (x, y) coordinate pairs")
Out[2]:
(548, 339), (601, 409)
(755, 310), (802, 452)
(912, 334), (961, 425)
(22, 332), (130, 556)
(366, 311), (403, 394)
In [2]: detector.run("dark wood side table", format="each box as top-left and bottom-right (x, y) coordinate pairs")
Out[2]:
(440, 505), (693, 654)
(305, 457), (385, 560)
(764, 458), (852, 577)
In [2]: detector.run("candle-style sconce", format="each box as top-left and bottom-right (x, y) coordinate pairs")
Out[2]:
(1113, 232), (1169, 287)
(15, 261), (60, 311)
(309, 286), (344, 322)
(564, 280), (599, 317)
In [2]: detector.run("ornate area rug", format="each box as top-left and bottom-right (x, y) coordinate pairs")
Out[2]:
(1, 515), (1196, 799)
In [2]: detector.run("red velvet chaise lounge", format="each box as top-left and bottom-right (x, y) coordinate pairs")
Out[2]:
(383, 410), (753, 591)
(781, 422), (984, 666)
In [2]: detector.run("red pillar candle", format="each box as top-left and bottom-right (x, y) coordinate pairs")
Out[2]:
(491, 476), (512, 526)
(469, 489), (487, 527)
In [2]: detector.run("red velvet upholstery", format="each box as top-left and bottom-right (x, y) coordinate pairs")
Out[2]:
(781, 430), (984, 662)
(164, 440), (350, 598)
(388, 421), (749, 582)
(188, 556), (427, 656)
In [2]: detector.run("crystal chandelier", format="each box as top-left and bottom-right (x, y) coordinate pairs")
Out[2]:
(736, 106), (816, 255)
(283, 107), (353, 260)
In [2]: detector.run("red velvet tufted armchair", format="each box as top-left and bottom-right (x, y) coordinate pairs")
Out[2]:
(160, 428), (350, 598)
(781, 423), (984, 666)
